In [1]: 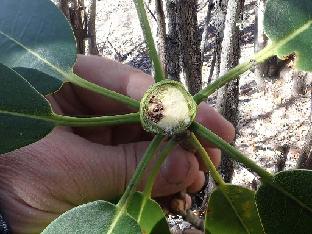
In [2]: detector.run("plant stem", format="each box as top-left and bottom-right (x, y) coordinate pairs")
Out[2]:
(66, 73), (140, 109)
(188, 133), (226, 187)
(191, 122), (273, 183)
(143, 138), (177, 197)
(51, 112), (140, 127)
(117, 134), (164, 209)
(133, 0), (165, 83)
(193, 44), (275, 104)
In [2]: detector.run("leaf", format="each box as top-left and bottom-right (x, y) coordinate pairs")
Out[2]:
(205, 185), (264, 234)
(42, 200), (142, 234)
(256, 170), (312, 234)
(264, 0), (312, 71)
(13, 67), (62, 95)
(0, 0), (76, 93)
(127, 192), (170, 234)
(0, 63), (54, 154)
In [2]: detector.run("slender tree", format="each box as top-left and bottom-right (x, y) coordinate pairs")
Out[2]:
(165, 0), (181, 81)
(176, 0), (202, 95)
(155, 0), (167, 77)
(87, 0), (99, 55)
(216, 0), (245, 182)
(57, 0), (87, 54)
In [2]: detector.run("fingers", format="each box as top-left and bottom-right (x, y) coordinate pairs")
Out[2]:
(196, 102), (235, 146)
(70, 55), (154, 115)
(197, 147), (221, 172)
(74, 55), (153, 100)
(148, 145), (205, 197)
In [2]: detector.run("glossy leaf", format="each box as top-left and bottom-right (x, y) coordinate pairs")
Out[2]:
(43, 200), (142, 234)
(256, 170), (312, 234)
(127, 192), (170, 234)
(264, 0), (312, 71)
(0, 63), (54, 154)
(13, 67), (62, 95)
(0, 0), (76, 93)
(205, 185), (264, 234)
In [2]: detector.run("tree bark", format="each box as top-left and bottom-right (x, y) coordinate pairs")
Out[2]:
(216, 0), (244, 183)
(165, 0), (181, 81)
(200, 0), (214, 63)
(57, 0), (70, 19)
(297, 93), (312, 170)
(57, 0), (87, 54)
(210, 0), (228, 81)
(176, 0), (202, 95)
(71, 0), (87, 54)
(155, 0), (167, 77)
(87, 0), (99, 55)
(297, 127), (312, 169)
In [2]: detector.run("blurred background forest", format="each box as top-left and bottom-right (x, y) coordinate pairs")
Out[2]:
(53, 0), (312, 233)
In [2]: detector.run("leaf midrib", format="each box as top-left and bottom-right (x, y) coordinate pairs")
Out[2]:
(270, 182), (312, 214)
(0, 110), (53, 123)
(270, 19), (312, 52)
(0, 30), (71, 79)
(220, 187), (251, 234)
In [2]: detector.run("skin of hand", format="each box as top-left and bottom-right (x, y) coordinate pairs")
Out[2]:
(0, 55), (235, 234)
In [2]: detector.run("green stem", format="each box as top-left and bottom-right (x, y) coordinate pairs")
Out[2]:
(51, 112), (140, 127)
(193, 44), (276, 104)
(0, 110), (140, 127)
(66, 73), (140, 110)
(143, 138), (177, 197)
(133, 0), (165, 83)
(117, 134), (164, 209)
(191, 122), (273, 183)
(188, 133), (226, 187)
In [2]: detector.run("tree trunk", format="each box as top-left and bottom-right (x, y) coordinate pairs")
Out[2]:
(210, 0), (228, 81)
(155, 0), (167, 77)
(297, 127), (312, 169)
(200, 0), (214, 63)
(70, 0), (86, 54)
(200, 0), (214, 84)
(176, 0), (202, 95)
(57, 0), (70, 19)
(297, 93), (312, 169)
(57, 0), (87, 54)
(216, 0), (244, 183)
(165, 0), (181, 81)
(87, 0), (99, 55)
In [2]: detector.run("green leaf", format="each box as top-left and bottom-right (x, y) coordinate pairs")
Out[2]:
(264, 0), (312, 71)
(0, 63), (54, 154)
(13, 67), (62, 95)
(43, 200), (142, 234)
(0, 0), (76, 93)
(205, 185), (264, 234)
(256, 170), (312, 234)
(127, 192), (170, 234)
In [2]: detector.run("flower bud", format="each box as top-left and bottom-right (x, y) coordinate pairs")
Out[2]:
(140, 80), (196, 136)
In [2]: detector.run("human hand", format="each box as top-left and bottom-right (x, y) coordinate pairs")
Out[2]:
(0, 55), (235, 234)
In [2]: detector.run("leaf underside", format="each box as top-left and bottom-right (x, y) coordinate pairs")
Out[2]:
(205, 184), (264, 234)
(264, 0), (312, 71)
(42, 200), (141, 234)
(0, 63), (54, 154)
(256, 170), (312, 234)
(0, 0), (76, 93)
(127, 192), (170, 234)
